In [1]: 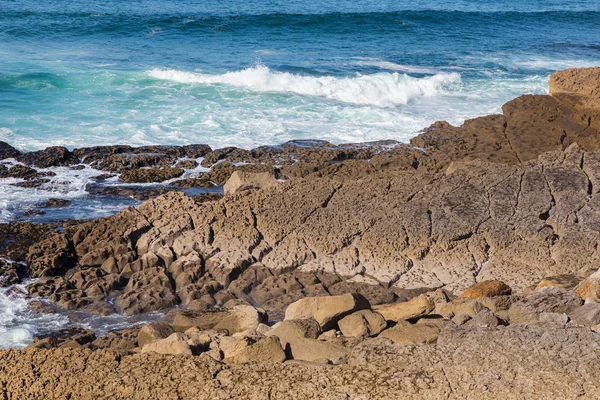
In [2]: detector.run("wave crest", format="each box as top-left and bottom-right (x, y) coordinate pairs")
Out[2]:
(147, 66), (461, 107)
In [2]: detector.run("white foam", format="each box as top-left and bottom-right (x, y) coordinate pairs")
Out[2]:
(351, 59), (439, 74)
(0, 281), (69, 349)
(147, 66), (462, 108)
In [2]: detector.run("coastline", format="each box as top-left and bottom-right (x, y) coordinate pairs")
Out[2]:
(1, 67), (600, 398)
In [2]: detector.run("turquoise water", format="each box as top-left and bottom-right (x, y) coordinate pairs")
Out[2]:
(2, 0), (600, 151)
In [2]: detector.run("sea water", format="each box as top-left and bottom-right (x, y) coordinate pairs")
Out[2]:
(1, 0), (600, 347)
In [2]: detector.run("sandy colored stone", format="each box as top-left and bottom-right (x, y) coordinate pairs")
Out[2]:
(223, 170), (278, 196)
(137, 322), (174, 348)
(222, 336), (286, 364)
(286, 337), (349, 363)
(140, 333), (192, 356)
(285, 293), (369, 329)
(378, 323), (440, 344)
(376, 294), (434, 322)
(508, 287), (582, 324)
(337, 310), (388, 337)
(213, 305), (267, 335)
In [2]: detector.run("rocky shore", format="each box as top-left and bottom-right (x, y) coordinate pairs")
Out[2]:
(1, 67), (600, 399)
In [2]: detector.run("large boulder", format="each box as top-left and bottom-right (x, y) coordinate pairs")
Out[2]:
(575, 270), (600, 301)
(268, 318), (321, 346)
(568, 303), (600, 326)
(137, 322), (174, 348)
(223, 170), (278, 196)
(213, 305), (268, 335)
(171, 309), (230, 332)
(222, 336), (286, 364)
(17, 146), (79, 168)
(508, 287), (582, 324)
(141, 333), (192, 356)
(378, 322), (440, 344)
(375, 294), (434, 322)
(460, 280), (512, 299)
(284, 293), (369, 330)
(286, 337), (349, 364)
(337, 310), (387, 337)
(0, 141), (21, 159)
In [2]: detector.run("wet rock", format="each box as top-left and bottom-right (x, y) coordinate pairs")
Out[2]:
(33, 327), (96, 348)
(0, 141), (22, 159)
(17, 146), (79, 168)
(170, 177), (214, 188)
(0, 164), (39, 180)
(119, 166), (184, 183)
(0, 260), (25, 287)
(38, 198), (72, 208)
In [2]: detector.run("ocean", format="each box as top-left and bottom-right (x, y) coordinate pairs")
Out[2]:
(0, 0), (600, 348)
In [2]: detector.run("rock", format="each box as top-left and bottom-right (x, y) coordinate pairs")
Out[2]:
(223, 170), (278, 196)
(0, 141), (21, 159)
(538, 312), (570, 325)
(508, 287), (582, 324)
(337, 310), (387, 337)
(31, 327), (96, 349)
(378, 322), (440, 344)
(268, 318), (321, 346)
(437, 298), (486, 319)
(568, 303), (600, 326)
(575, 270), (600, 301)
(119, 166), (184, 183)
(376, 294), (435, 322)
(172, 310), (230, 332)
(535, 274), (582, 291)
(137, 322), (174, 348)
(451, 314), (472, 326)
(465, 309), (500, 327)
(286, 337), (349, 364)
(38, 198), (71, 208)
(222, 336), (286, 364)
(89, 327), (140, 351)
(17, 146), (79, 168)
(284, 293), (369, 330)
(213, 305), (268, 335)
(141, 333), (192, 356)
(460, 280), (512, 299)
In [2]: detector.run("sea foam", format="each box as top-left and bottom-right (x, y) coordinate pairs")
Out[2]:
(147, 66), (461, 108)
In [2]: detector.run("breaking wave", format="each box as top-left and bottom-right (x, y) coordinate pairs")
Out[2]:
(147, 66), (461, 108)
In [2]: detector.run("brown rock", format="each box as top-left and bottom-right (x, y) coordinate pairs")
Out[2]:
(141, 333), (192, 356)
(508, 287), (582, 324)
(172, 310), (230, 332)
(284, 293), (369, 330)
(213, 305), (268, 335)
(535, 274), (582, 291)
(222, 336), (286, 364)
(460, 280), (512, 299)
(137, 322), (174, 348)
(575, 270), (600, 301)
(376, 294), (435, 322)
(378, 323), (440, 344)
(223, 170), (278, 196)
(337, 310), (387, 337)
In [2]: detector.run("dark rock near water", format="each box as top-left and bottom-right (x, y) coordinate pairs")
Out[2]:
(17, 146), (79, 168)
(0, 141), (22, 159)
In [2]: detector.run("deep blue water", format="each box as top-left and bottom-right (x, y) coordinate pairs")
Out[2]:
(1, 0), (599, 151)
